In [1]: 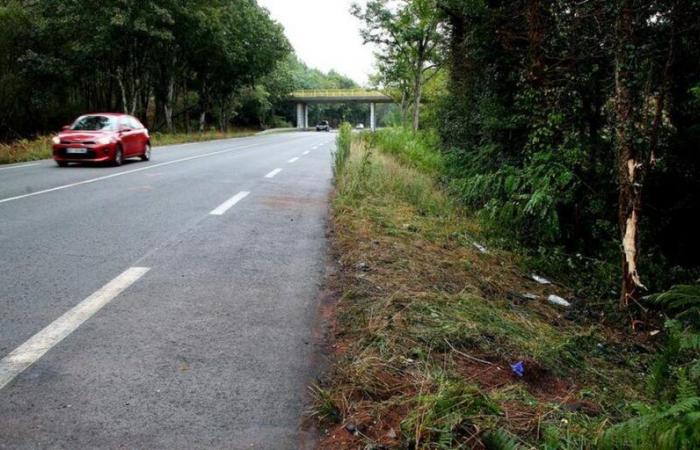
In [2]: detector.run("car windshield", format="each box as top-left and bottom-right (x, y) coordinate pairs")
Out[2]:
(71, 116), (116, 131)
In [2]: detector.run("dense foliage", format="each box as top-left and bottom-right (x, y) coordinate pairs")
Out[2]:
(0, 0), (289, 136)
(433, 0), (700, 301)
(0, 0), (370, 139)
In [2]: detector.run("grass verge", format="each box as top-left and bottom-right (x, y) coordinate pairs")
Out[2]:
(0, 129), (256, 165)
(313, 129), (652, 449)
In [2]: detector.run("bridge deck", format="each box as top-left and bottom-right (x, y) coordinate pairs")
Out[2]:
(289, 89), (393, 104)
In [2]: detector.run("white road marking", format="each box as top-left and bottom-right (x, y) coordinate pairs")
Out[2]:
(0, 162), (40, 172)
(0, 144), (259, 205)
(312, 146), (319, 150)
(302, 151), (310, 155)
(265, 168), (283, 178)
(210, 191), (250, 216)
(0, 267), (150, 391)
(288, 157), (299, 163)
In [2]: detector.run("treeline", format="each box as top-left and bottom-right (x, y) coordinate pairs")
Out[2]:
(436, 0), (700, 305)
(356, 0), (700, 302)
(0, 0), (365, 140)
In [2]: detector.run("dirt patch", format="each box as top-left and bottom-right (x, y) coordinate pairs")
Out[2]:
(260, 194), (327, 210)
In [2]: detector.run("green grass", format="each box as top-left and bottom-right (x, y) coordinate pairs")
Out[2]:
(363, 127), (444, 175)
(0, 128), (256, 165)
(314, 131), (649, 449)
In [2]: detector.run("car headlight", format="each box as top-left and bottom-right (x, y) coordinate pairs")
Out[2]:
(52, 136), (61, 145)
(96, 137), (113, 145)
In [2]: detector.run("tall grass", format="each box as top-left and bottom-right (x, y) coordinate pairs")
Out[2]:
(362, 127), (444, 175)
(0, 137), (53, 164)
(333, 122), (352, 177)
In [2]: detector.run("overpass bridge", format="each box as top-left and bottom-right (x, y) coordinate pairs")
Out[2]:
(289, 89), (393, 131)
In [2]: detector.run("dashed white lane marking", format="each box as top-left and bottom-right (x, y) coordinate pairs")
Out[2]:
(0, 267), (150, 391)
(265, 168), (283, 178)
(288, 157), (299, 163)
(210, 191), (250, 216)
(0, 144), (259, 205)
(0, 162), (41, 172)
(302, 151), (310, 155)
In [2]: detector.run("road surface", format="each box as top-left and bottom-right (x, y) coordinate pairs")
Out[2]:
(0, 132), (334, 449)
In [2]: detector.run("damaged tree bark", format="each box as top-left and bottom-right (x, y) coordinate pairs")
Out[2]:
(614, 0), (645, 307)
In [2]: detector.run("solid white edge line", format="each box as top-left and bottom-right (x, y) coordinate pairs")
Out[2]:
(264, 168), (283, 178)
(210, 191), (250, 216)
(0, 162), (41, 172)
(0, 267), (150, 391)
(288, 157), (299, 163)
(0, 144), (259, 205)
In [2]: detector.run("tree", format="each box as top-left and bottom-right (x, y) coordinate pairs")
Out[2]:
(352, 0), (444, 130)
(436, 0), (700, 305)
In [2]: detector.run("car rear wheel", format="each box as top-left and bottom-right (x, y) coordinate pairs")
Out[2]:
(140, 143), (151, 161)
(113, 146), (123, 166)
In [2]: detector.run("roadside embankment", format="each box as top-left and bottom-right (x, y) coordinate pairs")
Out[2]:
(312, 127), (650, 449)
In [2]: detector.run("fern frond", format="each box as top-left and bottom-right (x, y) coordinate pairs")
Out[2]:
(680, 332), (700, 351)
(646, 285), (700, 315)
(483, 428), (521, 450)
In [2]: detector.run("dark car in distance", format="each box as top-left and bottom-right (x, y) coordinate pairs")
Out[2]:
(316, 120), (331, 132)
(52, 113), (151, 167)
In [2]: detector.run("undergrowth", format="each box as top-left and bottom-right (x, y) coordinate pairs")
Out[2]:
(314, 130), (651, 449)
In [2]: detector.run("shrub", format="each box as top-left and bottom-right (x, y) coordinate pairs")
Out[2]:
(600, 285), (700, 449)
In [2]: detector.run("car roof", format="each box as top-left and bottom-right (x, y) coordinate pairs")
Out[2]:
(80, 113), (128, 117)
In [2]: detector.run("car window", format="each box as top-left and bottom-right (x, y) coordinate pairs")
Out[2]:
(129, 117), (143, 129)
(71, 116), (116, 131)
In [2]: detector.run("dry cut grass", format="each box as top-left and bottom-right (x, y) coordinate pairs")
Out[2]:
(313, 138), (651, 449)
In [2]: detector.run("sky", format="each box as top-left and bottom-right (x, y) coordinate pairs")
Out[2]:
(257, 0), (376, 86)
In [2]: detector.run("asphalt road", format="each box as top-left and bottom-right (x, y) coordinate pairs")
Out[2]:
(0, 131), (335, 449)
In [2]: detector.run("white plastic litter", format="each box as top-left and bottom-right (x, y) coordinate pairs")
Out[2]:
(473, 242), (488, 254)
(522, 293), (539, 300)
(548, 294), (571, 308)
(532, 274), (552, 285)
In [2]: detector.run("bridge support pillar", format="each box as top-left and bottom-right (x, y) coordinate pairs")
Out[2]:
(370, 102), (376, 131)
(304, 103), (309, 128)
(296, 103), (304, 129)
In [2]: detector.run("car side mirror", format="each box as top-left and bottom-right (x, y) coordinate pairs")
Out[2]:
(62, 125), (70, 131)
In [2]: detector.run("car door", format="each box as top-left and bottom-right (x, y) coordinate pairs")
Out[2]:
(130, 117), (148, 153)
(118, 117), (138, 156)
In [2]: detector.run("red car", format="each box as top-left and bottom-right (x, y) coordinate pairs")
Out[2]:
(52, 113), (151, 167)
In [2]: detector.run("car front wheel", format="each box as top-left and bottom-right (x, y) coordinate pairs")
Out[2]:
(56, 161), (68, 167)
(113, 146), (123, 166)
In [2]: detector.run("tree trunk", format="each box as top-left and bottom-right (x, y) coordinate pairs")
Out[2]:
(164, 76), (175, 133)
(199, 111), (207, 132)
(614, 0), (644, 308)
(400, 90), (408, 126)
(412, 68), (423, 131)
(116, 69), (128, 114)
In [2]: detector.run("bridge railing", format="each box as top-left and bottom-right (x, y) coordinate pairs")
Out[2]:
(289, 89), (390, 99)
